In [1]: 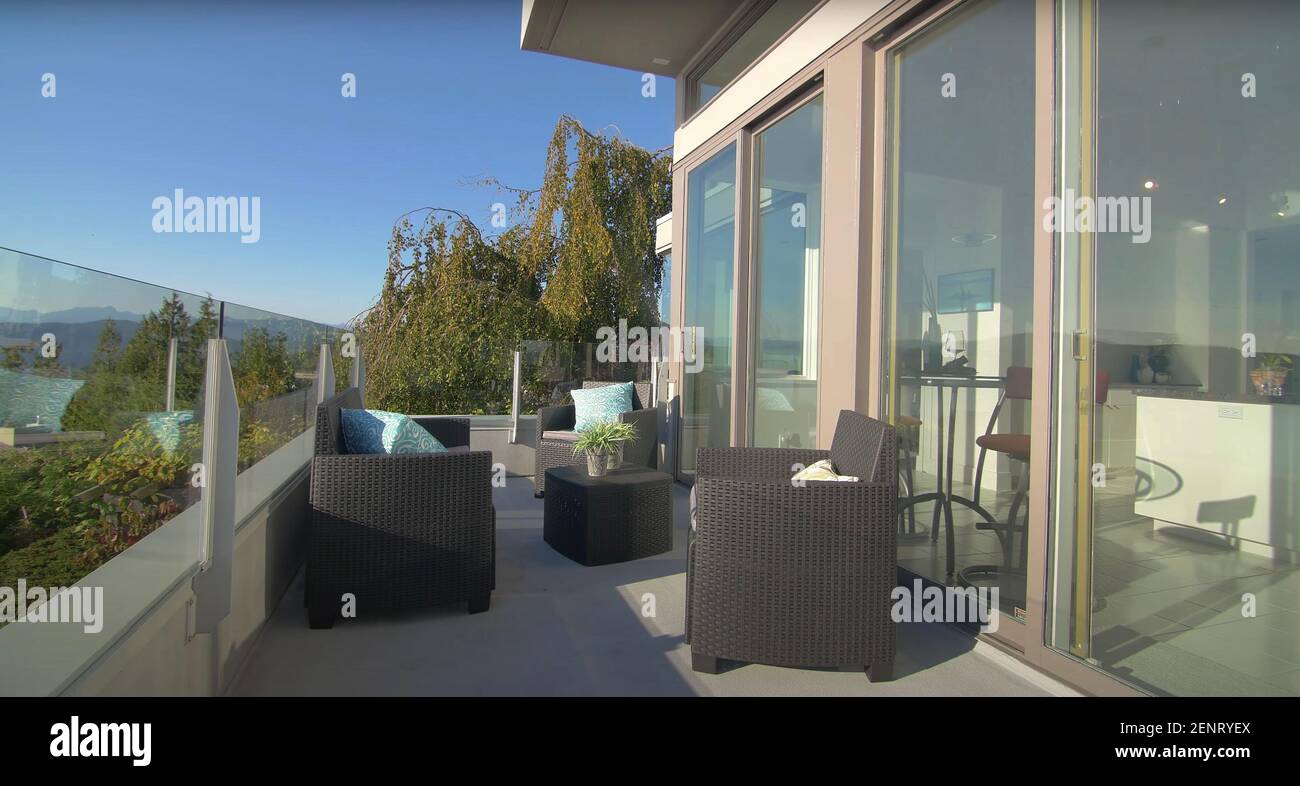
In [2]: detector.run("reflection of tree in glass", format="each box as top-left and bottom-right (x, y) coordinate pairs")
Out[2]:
(62, 294), (217, 434)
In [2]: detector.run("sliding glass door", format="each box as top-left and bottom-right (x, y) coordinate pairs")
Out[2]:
(679, 86), (826, 478)
(750, 95), (824, 449)
(680, 145), (737, 479)
(880, 0), (1037, 633)
(1049, 0), (1300, 696)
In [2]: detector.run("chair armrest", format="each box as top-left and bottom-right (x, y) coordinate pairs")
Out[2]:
(536, 404), (576, 437)
(410, 416), (471, 449)
(695, 446), (830, 481)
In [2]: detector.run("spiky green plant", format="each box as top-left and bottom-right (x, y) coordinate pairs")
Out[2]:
(572, 420), (637, 456)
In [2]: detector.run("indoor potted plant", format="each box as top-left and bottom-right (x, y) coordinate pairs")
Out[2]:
(1147, 344), (1173, 384)
(572, 421), (638, 477)
(1250, 353), (1292, 396)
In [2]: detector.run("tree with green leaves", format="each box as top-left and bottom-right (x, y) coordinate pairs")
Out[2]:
(359, 116), (671, 414)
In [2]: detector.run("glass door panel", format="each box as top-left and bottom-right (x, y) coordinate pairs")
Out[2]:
(750, 95), (824, 448)
(1048, 0), (1300, 696)
(881, 0), (1037, 627)
(679, 145), (737, 479)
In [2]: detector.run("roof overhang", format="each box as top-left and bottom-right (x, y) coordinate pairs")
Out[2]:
(521, 0), (746, 77)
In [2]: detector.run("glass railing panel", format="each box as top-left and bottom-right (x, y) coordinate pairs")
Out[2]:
(221, 302), (326, 473)
(0, 247), (211, 593)
(518, 340), (653, 416)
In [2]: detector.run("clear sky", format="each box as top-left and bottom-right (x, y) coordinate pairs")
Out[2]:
(0, 0), (675, 326)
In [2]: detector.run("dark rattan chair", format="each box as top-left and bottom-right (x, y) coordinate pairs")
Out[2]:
(307, 387), (495, 629)
(533, 381), (657, 497)
(686, 409), (898, 681)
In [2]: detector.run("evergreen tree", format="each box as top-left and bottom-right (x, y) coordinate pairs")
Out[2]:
(231, 327), (296, 407)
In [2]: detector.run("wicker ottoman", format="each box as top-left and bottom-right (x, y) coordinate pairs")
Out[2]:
(543, 465), (673, 566)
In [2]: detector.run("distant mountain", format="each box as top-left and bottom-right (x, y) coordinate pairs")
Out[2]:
(0, 305), (144, 324)
(0, 320), (141, 371)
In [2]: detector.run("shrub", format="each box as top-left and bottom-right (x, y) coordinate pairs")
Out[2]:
(0, 444), (99, 557)
(82, 419), (201, 493)
(77, 493), (181, 567)
(0, 525), (94, 591)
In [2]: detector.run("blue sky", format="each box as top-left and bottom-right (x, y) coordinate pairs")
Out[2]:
(0, 0), (675, 325)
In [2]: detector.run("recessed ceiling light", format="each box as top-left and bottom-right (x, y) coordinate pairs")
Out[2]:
(1217, 196), (1228, 205)
(951, 231), (998, 246)
(651, 57), (670, 66)
(1278, 210), (1287, 218)
(1143, 180), (1158, 191)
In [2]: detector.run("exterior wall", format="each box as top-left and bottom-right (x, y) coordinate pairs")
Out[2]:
(675, 0), (890, 161)
(665, 0), (1141, 696)
(64, 467), (310, 696)
(670, 1), (901, 451)
(816, 40), (875, 446)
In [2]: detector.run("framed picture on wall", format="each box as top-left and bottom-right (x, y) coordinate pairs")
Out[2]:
(937, 269), (994, 314)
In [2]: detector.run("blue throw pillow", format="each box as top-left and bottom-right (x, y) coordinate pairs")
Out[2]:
(571, 382), (634, 432)
(340, 409), (446, 455)
(145, 410), (195, 454)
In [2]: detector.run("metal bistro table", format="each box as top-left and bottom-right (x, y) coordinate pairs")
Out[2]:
(897, 373), (1005, 581)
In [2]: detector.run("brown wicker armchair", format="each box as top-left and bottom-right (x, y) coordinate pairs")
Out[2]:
(307, 388), (495, 629)
(533, 381), (657, 497)
(686, 410), (898, 681)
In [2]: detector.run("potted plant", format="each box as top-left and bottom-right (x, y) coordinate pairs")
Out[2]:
(1250, 353), (1292, 396)
(572, 421), (638, 477)
(1147, 345), (1174, 384)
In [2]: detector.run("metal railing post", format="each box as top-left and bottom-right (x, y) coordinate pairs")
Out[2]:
(510, 349), (522, 443)
(165, 336), (178, 411)
(350, 345), (366, 405)
(191, 338), (239, 634)
(314, 343), (335, 405)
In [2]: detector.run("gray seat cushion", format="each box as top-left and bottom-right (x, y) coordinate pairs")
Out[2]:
(542, 430), (580, 442)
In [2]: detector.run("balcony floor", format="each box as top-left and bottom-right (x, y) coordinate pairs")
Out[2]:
(230, 477), (1072, 696)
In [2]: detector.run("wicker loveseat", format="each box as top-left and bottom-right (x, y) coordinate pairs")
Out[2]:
(533, 381), (658, 497)
(307, 387), (495, 629)
(686, 409), (898, 681)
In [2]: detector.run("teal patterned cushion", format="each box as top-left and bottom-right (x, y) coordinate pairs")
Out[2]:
(571, 382), (634, 432)
(340, 409), (446, 455)
(145, 410), (195, 454)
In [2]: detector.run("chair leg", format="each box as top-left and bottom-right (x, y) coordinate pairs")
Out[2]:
(1005, 459), (1030, 567)
(691, 652), (720, 674)
(468, 592), (491, 614)
(866, 659), (894, 683)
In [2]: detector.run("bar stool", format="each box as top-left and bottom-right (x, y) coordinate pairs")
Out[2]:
(896, 415), (921, 535)
(960, 369), (1109, 588)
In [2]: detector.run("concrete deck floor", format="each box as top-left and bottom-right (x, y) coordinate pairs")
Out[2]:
(230, 477), (1075, 696)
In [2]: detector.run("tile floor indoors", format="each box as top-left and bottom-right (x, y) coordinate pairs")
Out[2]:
(901, 468), (1300, 696)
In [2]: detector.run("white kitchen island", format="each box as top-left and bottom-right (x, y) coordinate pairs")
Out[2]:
(1134, 389), (1300, 559)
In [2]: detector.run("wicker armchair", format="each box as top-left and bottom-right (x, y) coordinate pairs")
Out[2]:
(686, 410), (898, 681)
(533, 381), (658, 497)
(307, 388), (495, 629)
